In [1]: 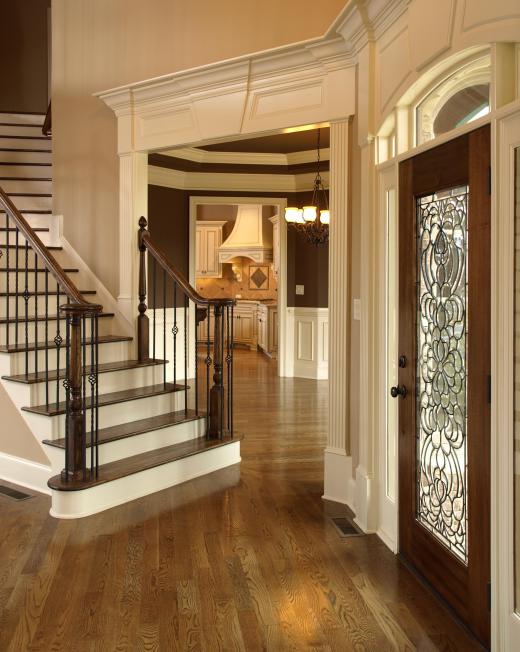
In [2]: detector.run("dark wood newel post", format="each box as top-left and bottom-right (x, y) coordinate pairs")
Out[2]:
(138, 216), (150, 361)
(61, 306), (85, 481)
(208, 302), (224, 439)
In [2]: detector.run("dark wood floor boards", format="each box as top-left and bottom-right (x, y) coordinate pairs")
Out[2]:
(0, 350), (484, 651)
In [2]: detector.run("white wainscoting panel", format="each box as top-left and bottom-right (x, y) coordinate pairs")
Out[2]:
(287, 307), (329, 380)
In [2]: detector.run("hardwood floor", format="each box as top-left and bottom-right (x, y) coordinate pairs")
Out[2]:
(0, 350), (483, 651)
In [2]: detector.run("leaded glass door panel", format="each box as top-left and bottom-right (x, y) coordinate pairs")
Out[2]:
(397, 126), (490, 647)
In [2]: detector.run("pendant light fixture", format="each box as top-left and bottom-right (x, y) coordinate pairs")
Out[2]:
(284, 128), (329, 246)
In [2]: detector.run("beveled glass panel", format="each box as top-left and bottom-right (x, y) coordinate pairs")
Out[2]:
(416, 186), (469, 563)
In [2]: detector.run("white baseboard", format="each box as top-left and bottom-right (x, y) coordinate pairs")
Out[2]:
(376, 526), (397, 553)
(354, 465), (378, 533)
(323, 448), (354, 511)
(0, 451), (52, 495)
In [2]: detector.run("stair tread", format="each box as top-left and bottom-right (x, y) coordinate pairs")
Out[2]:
(0, 333), (132, 354)
(3, 357), (165, 384)
(0, 163), (51, 167)
(5, 193), (52, 197)
(0, 268), (78, 273)
(0, 238), (58, 243)
(0, 134), (50, 140)
(0, 227), (49, 232)
(23, 381), (187, 417)
(47, 435), (238, 491)
(0, 148), (51, 153)
(0, 289), (95, 296)
(43, 407), (201, 448)
(0, 210), (52, 215)
(0, 177), (52, 181)
(0, 311), (113, 326)
(0, 123), (45, 128)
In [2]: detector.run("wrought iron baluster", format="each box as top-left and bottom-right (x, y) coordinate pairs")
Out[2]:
(34, 254), (38, 378)
(153, 257), (156, 360)
(173, 281), (177, 387)
(230, 304), (234, 436)
(23, 240), (29, 377)
(163, 268), (166, 387)
(184, 295), (188, 414)
(5, 214), (10, 349)
(226, 305), (231, 433)
(14, 229), (18, 348)
(95, 315), (99, 476)
(89, 315), (95, 473)
(194, 305), (199, 417)
(44, 269), (49, 409)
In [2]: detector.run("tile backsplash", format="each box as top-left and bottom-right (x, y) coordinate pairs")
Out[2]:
(196, 257), (278, 301)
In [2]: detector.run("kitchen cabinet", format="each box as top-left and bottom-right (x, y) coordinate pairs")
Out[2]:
(196, 221), (226, 278)
(197, 301), (257, 349)
(257, 303), (278, 357)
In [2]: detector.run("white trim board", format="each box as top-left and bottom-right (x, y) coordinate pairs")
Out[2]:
(0, 452), (52, 496)
(159, 146), (331, 167)
(149, 165), (329, 193)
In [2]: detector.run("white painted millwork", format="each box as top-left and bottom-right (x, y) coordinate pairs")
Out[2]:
(286, 307), (329, 380)
(324, 119), (352, 509)
(161, 146), (330, 167)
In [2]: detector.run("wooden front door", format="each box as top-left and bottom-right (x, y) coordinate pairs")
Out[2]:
(397, 126), (491, 647)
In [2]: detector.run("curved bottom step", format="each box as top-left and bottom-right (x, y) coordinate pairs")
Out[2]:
(48, 436), (241, 519)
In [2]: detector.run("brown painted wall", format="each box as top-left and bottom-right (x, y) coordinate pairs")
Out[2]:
(0, 0), (50, 113)
(147, 185), (328, 309)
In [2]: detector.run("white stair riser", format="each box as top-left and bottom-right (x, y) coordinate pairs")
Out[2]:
(0, 165), (51, 178)
(0, 231), (52, 246)
(25, 389), (188, 439)
(0, 137), (51, 151)
(0, 248), (66, 268)
(0, 271), (71, 292)
(0, 179), (52, 194)
(0, 150), (51, 164)
(3, 294), (97, 315)
(0, 316), (112, 343)
(0, 114), (44, 126)
(19, 363), (165, 406)
(0, 125), (47, 138)
(0, 340), (131, 376)
(3, 195), (51, 211)
(49, 440), (241, 518)
(43, 417), (206, 471)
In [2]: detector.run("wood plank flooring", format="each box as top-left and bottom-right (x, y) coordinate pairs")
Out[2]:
(0, 350), (484, 651)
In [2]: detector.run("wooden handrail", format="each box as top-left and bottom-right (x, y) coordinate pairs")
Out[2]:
(0, 187), (101, 314)
(138, 217), (234, 307)
(42, 100), (51, 137)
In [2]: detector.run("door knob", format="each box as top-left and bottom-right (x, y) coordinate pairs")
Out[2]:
(390, 385), (407, 399)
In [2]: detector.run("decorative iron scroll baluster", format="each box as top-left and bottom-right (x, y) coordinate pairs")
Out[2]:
(153, 257), (156, 360)
(24, 240), (29, 377)
(5, 214), (9, 349)
(55, 285), (61, 411)
(184, 296), (188, 414)
(163, 269), (166, 387)
(208, 304), (224, 440)
(44, 269), (49, 409)
(15, 229), (18, 348)
(206, 307), (211, 430)
(173, 281), (177, 387)
(226, 305), (232, 433)
(34, 254), (38, 378)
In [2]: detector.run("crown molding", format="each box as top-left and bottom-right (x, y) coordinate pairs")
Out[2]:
(158, 146), (330, 166)
(149, 165), (329, 193)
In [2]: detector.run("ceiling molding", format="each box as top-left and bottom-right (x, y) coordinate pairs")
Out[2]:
(158, 146), (330, 166)
(149, 165), (329, 193)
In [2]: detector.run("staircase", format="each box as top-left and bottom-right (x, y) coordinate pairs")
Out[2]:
(0, 112), (240, 518)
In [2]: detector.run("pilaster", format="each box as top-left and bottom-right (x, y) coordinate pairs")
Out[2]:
(323, 119), (354, 509)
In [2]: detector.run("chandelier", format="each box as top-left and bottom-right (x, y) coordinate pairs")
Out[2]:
(284, 128), (329, 246)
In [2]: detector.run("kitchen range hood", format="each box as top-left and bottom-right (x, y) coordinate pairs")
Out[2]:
(218, 204), (273, 264)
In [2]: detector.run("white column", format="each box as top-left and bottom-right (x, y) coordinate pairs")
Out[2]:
(323, 119), (354, 508)
(118, 151), (148, 333)
(355, 135), (378, 533)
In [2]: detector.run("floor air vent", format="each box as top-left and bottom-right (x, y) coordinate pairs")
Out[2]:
(0, 485), (32, 501)
(331, 517), (364, 538)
